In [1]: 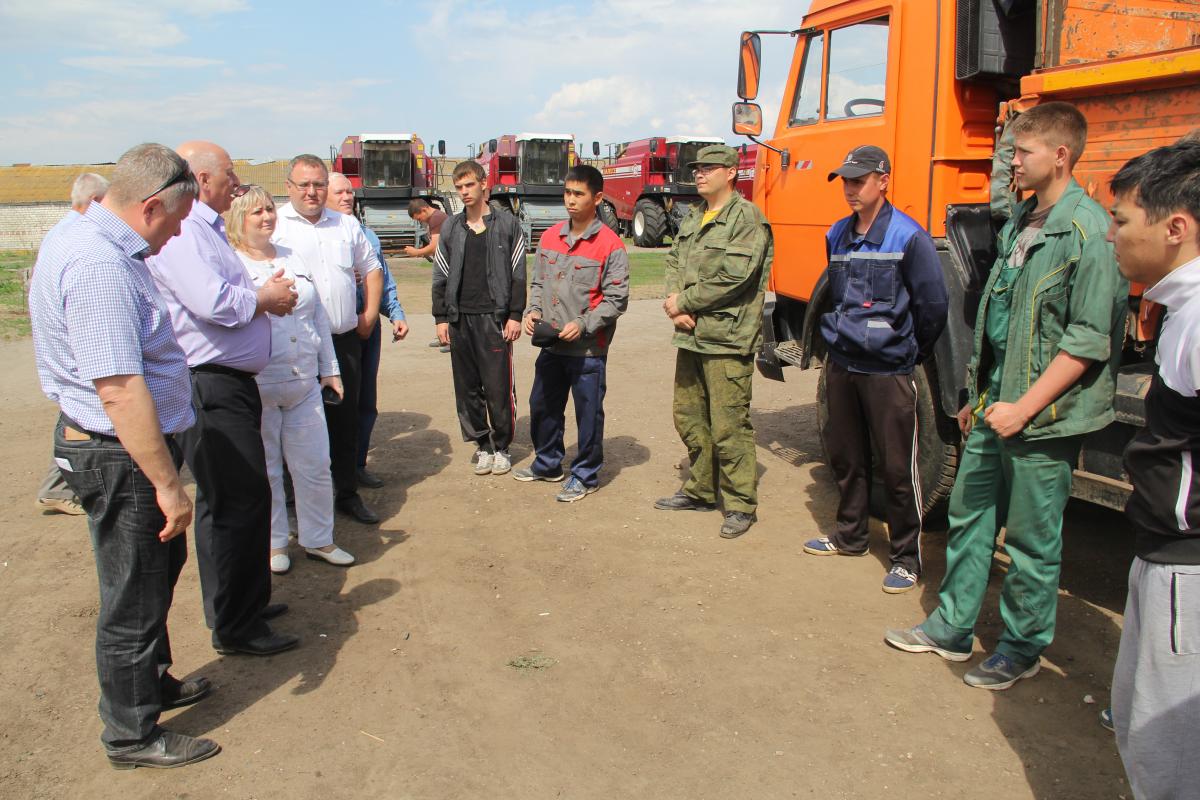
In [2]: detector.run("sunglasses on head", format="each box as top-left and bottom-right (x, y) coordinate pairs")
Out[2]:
(141, 164), (196, 203)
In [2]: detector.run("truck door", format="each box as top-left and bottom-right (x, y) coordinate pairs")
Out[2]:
(766, 14), (895, 305)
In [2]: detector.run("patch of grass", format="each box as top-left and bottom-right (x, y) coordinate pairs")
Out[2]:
(0, 249), (35, 339)
(507, 654), (556, 671)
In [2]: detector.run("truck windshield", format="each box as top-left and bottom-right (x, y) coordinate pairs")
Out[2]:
(675, 142), (708, 185)
(520, 140), (570, 185)
(362, 143), (412, 187)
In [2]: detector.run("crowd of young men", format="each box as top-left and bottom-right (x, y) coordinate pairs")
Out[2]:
(26, 112), (1198, 793)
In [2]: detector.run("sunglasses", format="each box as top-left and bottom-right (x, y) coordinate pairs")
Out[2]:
(232, 184), (253, 198)
(141, 164), (196, 203)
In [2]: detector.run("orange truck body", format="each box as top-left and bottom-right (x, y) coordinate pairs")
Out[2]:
(741, 0), (1200, 510)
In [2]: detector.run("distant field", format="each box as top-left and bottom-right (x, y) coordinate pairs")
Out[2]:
(0, 250), (33, 339)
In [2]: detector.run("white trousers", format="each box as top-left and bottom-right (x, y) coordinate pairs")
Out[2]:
(258, 378), (334, 550)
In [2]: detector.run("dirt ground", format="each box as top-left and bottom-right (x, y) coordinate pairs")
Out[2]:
(0, 276), (1136, 799)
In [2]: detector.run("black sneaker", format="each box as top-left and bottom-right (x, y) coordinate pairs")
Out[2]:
(719, 511), (757, 538)
(653, 491), (716, 511)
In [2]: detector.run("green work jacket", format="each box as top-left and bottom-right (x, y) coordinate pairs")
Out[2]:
(965, 179), (1128, 440)
(665, 193), (774, 355)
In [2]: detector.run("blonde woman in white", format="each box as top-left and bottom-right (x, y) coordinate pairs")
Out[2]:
(226, 185), (354, 572)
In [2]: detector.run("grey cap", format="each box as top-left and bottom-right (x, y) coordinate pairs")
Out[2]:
(687, 144), (739, 169)
(827, 145), (891, 181)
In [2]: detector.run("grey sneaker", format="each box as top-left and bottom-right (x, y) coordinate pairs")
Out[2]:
(491, 450), (512, 475)
(719, 511), (757, 538)
(556, 476), (596, 503)
(473, 450), (493, 475)
(513, 467), (566, 482)
(963, 653), (1040, 690)
(37, 496), (85, 515)
(883, 625), (972, 662)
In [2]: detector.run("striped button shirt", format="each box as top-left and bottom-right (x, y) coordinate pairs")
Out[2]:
(28, 203), (194, 436)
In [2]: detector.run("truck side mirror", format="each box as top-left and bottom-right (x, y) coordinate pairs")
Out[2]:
(649, 138), (659, 154)
(592, 140), (600, 156)
(738, 31), (762, 101)
(732, 102), (763, 137)
(489, 138), (498, 153)
(437, 139), (446, 156)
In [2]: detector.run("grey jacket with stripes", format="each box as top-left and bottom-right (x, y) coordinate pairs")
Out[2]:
(432, 210), (527, 324)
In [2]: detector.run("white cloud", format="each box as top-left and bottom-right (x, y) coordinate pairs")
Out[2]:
(62, 55), (225, 73)
(0, 0), (245, 52)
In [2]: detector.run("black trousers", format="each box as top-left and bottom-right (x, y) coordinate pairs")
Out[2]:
(178, 368), (272, 642)
(823, 361), (923, 573)
(329, 331), (363, 500)
(449, 313), (515, 452)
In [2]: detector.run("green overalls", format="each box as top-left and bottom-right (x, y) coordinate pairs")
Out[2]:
(922, 181), (1127, 665)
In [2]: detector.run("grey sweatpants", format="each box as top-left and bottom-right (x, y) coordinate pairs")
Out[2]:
(1112, 556), (1200, 800)
(37, 460), (73, 501)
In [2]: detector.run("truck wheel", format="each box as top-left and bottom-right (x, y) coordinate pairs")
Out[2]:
(816, 358), (959, 522)
(598, 201), (620, 235)
(632, 199), (667, 247)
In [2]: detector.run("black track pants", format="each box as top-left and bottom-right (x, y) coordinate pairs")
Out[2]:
(449, 313), (516, 453)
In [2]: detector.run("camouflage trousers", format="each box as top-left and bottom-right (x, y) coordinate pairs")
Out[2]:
(672, 349), (757, 514)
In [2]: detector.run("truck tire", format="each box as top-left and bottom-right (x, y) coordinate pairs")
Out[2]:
(632, 198), (667, 247)
(598, 201), (620, 235)
(816, 358), (959, 522)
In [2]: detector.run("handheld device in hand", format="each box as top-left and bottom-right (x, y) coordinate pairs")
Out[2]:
(321, 385), (342, 406)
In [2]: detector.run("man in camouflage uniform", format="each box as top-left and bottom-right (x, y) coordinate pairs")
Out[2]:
(656, 144), (773, 538)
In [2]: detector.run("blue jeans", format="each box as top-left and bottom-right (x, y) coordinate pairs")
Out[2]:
(357, 319), (381, 468)
(53, 416), (186, 752)
(528, 351), (607, 487)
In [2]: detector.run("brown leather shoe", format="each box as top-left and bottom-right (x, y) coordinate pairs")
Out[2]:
(107, 731), (220, 770)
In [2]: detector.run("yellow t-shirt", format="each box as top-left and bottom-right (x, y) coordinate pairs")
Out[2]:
(702, 209), (720, 226)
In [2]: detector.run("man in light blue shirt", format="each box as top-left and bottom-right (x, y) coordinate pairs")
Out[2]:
(29, 143), (221, 769)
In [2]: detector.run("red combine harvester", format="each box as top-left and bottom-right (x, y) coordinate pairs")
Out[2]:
(333, 133), (449, 248)
(599, 135), (746, 247)
(474, 132), (584, 248)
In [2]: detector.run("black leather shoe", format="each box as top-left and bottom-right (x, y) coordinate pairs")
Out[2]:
(261, 602), (288, 621)
(653, 491), (717, 511)
(107, 731), (220, 770)
(160, 674), (212, 710)
(720, 511), (758, 539)
(336, 495), (380, 524)
(213, 630), (300, 656)
(356, 467), (385, 489)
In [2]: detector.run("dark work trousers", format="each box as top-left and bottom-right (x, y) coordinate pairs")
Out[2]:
(823, 361), (923, 573)
(449, 313), (516, 453)
(529, 350), (607, 487)
(356, 320), (381, 468)
(54, 417), (187, 751)
(178, 367), (272, 642)
(329, 331), (363, 500)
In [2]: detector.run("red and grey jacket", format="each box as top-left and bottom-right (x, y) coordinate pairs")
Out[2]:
(1124, 257), (1200, 565)
(526, 218), (630, 357)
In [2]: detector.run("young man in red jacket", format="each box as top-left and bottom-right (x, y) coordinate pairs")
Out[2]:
(516, 165), (629, 501)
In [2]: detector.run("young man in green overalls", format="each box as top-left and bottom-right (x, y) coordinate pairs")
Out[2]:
(885, 102), (1128, 690)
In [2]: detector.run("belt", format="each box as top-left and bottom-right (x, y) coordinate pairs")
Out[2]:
(191, 363), (255, 379)
(60, 414), (176, 444)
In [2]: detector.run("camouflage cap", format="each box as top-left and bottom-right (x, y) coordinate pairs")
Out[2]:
(687, 144), (738, 169)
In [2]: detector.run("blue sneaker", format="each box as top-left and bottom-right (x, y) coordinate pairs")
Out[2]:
(882, 565), (919, 594)
(803, 537), (868, 557)
(1100, 707), (1114, 732)
(883, 625), (972, 662)
(513, 466), (565, 483)
(963, 652), (1040, 691)
(556, 477), (596, 503)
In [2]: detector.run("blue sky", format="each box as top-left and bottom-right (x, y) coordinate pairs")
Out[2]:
(0, 0), (805, 165)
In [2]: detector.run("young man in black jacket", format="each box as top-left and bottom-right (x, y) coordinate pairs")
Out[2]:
(433, 160), (526, 475)
(1107, 140), (1200, 800)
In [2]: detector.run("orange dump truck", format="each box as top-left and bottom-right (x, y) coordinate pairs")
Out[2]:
(733, 0), (1200, 514)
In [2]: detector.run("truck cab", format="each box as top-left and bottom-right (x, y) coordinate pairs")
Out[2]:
(478, 132), (578, 248)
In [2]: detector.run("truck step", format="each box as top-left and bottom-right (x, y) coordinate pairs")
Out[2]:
(775, 340), (805, 369)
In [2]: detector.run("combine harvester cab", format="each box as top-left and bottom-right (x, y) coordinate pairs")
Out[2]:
(599, 135), (725, 247)
(333, 133), (449, 249)
(476, 133), (579, 249)
(730, 0), (1200, 516)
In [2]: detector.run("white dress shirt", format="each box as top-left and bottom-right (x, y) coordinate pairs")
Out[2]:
(272, 203), (382, 334)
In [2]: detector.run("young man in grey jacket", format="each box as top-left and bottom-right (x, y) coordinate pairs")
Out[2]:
(432, 160), (526, 475)
(516, 165), (630, 501)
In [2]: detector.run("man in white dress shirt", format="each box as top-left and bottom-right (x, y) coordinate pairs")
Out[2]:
(272, 154), (384, 524)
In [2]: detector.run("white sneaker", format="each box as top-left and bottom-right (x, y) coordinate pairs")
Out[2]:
(305, 546), (355, 567)
(491, 450), (512, 475)
(270, 553), (291, 574)
(474, 450), (493, 475)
